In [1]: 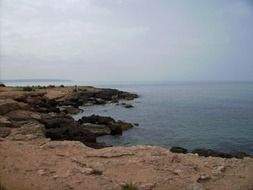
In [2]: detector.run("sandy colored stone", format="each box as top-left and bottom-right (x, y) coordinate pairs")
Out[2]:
(1, 139), (253, 190)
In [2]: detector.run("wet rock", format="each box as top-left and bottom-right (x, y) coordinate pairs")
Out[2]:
(170, 147), (188, 154)
(79, 115), (115, 125)
(82, 123), (111, 136)
(79, 115), (134, 136)
(108, 124), (122, 135)
(191, 149), (233, 158)
(94, 98), (106, 105)
(60, 106), (82, 115)
(124, 104), (134, 108)
(232, 152), (251, 159)
(116, 120), (134, 131)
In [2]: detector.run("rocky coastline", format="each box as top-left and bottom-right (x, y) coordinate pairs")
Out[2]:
(1, 85), (253, 190)
(0, 85), (137, 148)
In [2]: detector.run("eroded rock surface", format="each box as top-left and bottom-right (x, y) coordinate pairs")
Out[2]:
(1, 138), (253, 190)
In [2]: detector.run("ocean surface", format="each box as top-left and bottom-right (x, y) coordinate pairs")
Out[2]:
(78, 82), (253, 154)
(4, 81), (253, 154)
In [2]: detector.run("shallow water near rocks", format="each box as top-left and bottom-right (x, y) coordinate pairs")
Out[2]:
(74, 82), (253, 154)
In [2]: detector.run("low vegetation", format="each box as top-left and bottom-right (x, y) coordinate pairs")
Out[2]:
(121, 183), (138, 190)
(22, 86), (33, 91)
(47, 85), (55, 88)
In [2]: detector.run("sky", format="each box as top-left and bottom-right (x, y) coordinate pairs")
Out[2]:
(1, 0), (253, 82)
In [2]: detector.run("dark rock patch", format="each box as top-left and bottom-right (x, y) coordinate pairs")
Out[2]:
(170, 146), (188, 154)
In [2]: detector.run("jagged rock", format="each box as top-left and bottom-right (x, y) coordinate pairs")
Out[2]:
(170, 146), (188, 154)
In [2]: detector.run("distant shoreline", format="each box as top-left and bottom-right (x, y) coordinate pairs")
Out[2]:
(0, 79), (72, 83)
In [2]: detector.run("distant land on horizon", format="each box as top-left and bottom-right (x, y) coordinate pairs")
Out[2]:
(1, 79), (253, 84)
(0, 79), (72, 83)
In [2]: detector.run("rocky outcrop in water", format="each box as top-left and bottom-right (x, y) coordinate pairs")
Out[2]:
(0, 86), (137, 148)
(170, 146), (252, 159)
(78, 115), (134, 136)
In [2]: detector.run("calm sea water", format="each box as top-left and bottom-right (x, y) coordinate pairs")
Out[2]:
(75, 82), (253, 154)
(4, 81), (253, 153)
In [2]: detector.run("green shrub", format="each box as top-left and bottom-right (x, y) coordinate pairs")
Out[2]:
(23, 86), (33, 91)
(121, 183), (138, 190)
(48, 85), (55, 88)
(0, 83), (6, 87)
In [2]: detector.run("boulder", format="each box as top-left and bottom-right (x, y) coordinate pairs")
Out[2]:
(40, 114), (99, 147)
(116, 120), (134, 130)
(79, 115), (115, 125)
(108, 124), (122, 135)
(40, 115), (75, 129)
(123, 104), (134, 108)
(45, 125), (97, 145)
(82, 123), (111, 136)
(79, 116), (133, 135)
(0, 99), (29, 115)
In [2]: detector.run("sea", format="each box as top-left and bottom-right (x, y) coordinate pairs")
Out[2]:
(3, 81), (253, 154)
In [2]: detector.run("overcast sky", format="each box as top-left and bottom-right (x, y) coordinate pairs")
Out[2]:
(1, 0), (253, 82)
